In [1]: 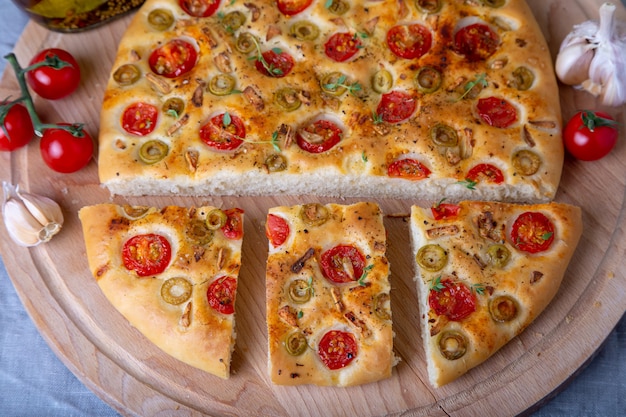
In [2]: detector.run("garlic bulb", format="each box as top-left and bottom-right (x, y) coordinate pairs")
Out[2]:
(555, 2), (626, 107)
(2, 182), (64, 247)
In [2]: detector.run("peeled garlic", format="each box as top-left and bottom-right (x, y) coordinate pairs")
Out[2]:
(555, 2), (626, 107)
(2, 182), (64, 247)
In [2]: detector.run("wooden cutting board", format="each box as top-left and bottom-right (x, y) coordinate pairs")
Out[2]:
(1, 1), (625, 415)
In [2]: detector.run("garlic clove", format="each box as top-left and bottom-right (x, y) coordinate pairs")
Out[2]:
(17, 189), (64, 227)
(3, 199), (46, 247)
(555, 42), (595, 85)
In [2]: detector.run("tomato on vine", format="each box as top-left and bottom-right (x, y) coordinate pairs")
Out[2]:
(0, 103), (34, 151)
(563, 110), (618, 161)
(26, 48), (81, 100)
(40, 124), (94, 173)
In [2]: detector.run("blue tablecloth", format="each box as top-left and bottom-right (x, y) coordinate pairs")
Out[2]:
(0, 1), (624, 416)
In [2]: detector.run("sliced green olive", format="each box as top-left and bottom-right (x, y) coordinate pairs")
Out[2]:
(512, 149), (541, 176)
(208, 74), (236, 96)
(327, 0), (350, 15)
(438, 331), (468, 360)
(288, 279), (312, 304)
(113, 64), (141, 86)
(147, 8), (174, 31)
(139, 140), (169, 164)
(487, 244), (511, 268)
(186, 219), (214, 245)
(482, 0), (505, 7)
(289, 21), (320, 41)
(373, 292), (391, 321)
(274, 88), (302, 112)
(321, 72), (348, 96)
(285, 331), (308, 356)
(415, 66), (442, 93)
(162, 97), (185, 118)
(415, 0), (442, 13)
(430, 123), (459, 147)
(235, 32), (257, 54)
(416, 244), (448, 272)
(265, 153), (288, 172)
(489, 295), (519, 322)
(510, 66), (535, 91)
(221, 11), (246, 32)
(371, 69), (393, 94)
(299, 203), (330, 227)
(161, 277), (193, 305)
(121, 205), (152, 220)
(206, 209), (227, 230)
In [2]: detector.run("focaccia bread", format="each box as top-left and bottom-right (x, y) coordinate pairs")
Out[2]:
(99, 0), (562, 202)
(78, 203), (244, 379)
(409, 200), (582, 387)
(265, 202), (395, 386)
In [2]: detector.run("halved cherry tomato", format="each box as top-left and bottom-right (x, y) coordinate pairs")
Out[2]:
(26, 48), (81, 100)
(276, 0), (313, 16)
(510, 211), (555, 253)
(320, 244), (365, 284)
(466, 163), (504, 184)
(429, 278), (476, 321)
(179, 0), (220, 17)
(324, 32), (361, 62)
(296, 119), (343, 153)
(255, 49), (294, 78)
(149, 39), (198, 78)
(40, 124), (94, 173)
(476, 97), (517, 128)
(386, 24), (432, 59)
(431, 202), (461, 220)
(199, 112), (245, 151)
(266, 214), (289, 247)
(207, 275), (237, 314)
(122, 233), (172, 277)
(0, 104), (34, 151)
(121, 102), (158, 136)
(318, 330), (358, 370)
(387, 158), (431, 180)
(222, 208), (244, 240)
(454, 23), (499, 62)
(563, 110), (618, 161)
(376, 90), (416, 123)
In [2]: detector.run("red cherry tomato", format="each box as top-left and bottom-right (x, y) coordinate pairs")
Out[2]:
(324, 32), (362, 62)
(199, 113), (245, 151)
(0, 104), (34, 151)
(254, 49), (294, 78)
(454, 23), (500, 62)
(207, 275), (237, 315)
(149, 39), (198, 78)
(266, 214), (290, 247)
(121, 102), (159, 136)
(122, 234), (172, 277)
(387, 158), (431, 180)
(222, 208), (244, 240)
(318, 330), (358, 370)
(476, 97), (517, 128)
(386, 24), (432, 59)
(428, 278), (477, 321)
(431, 202), (460, 220)
(26, 48), (81, 100)
(320, 244), (366, 284)
(466, 163), (504, 184)
(376, 90), (416, 123)
(510, 211), (555, 253)
(40, 124), (94, 173)
(276, 0), (313, 16)
(296, 119), (343, 153)
(179, 0), (220, 17)
(563, 111), (618, 161)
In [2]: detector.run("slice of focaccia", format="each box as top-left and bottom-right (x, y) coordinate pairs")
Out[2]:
(409, 201), (582, 387)
(265, 202), (395, 386)
(78, 203), (244, 379)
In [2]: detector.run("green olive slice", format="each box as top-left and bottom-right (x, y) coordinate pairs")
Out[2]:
(489, 295), (519, 322)
(121, 205), (152, 220)
(162, 97), (185, 118)
(415, 0), (442, 13)
(415, 66), (442, 93)
(139, 140), (169, 164)
(161, 277), (193, 305)
(371, 69), (393, 94)
(430, 123), (459, 147)
(487, 244), (511, 267)
(113, 64), (141, 86)
(206, 209), (227, 230)
(290, 21), (320, 41)
(235, 32), (257, 54)
(147, 8), (174, 31)
(439, 331), (468, 360)
(510, 66), (535, 91)
(221, 11), (246, 32)
(299, 203), (330, 227)
(265, 153), (288, 172)
(208, 74), (236, 96)
(373, 293), (391, 321)
(321, 72), (348, 96)
(512, 149), (541, 176)
(288, 279), (312, 304)
(416, 244), (448, 272)
(327, 0), (350, 15)
(274, 88), (302, 112)
(482, 0), (505, 7)
(285, 331), (308, 356)
(186, 219), (214, 245)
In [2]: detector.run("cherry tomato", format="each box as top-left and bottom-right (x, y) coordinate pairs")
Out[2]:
(296, 119), (343, 153)
(431, 202), (460, 220)
(266, 214), (290, 247)
(376, 90), (416, 123)
(121, 102), (159, 136)
(387, 158), (431, 180)
(386, 24), (432, 59)
(320, 244), (366, 284)
(563, 110), (618, 161)
(276, 0), (313, 16)
(466, 163), (504, 184)
(199, 113), (245, 151)
(318, 330), (358, 370)
(476, 97), (517, 128)
(510, 211), (555, 253)
(254, 49), (294, 78)
(324, 32), (362, 62)
(122, 234), (172, 277)
(40, 124), (94, 173)
(26, 48), (81, 100)
(222, 208), (244, 240)
(149, 39), (198, 78)
(207, 275), (237, 315)
(179, 0), (220, 17)
(0, 104), (34, 151)
(454, 23), (499, 62)
(428, 278), (477, 321)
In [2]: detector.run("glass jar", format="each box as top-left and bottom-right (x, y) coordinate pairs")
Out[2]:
(11, 0), (146, 33)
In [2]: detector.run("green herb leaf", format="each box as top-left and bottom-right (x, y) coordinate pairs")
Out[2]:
(471, 283), (486, 295)
(458, 73), (487, 101)
(358, 264), (374, 286)
(222, 112), (232, 127)
(429, 276), (445, 292)
(457, 179), (477, 190)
